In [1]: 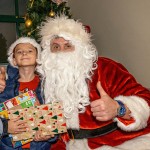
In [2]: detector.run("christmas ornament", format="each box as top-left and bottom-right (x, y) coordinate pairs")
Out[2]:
(49, 10), (55, 17)
(25, 19), (32, 28)
(52, 0), (67, 5)
(27, 32), (31, 36)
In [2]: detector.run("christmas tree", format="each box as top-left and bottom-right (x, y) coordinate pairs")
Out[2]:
(19, 0), (71, 41)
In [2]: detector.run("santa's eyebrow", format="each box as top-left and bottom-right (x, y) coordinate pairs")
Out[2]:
(51, 42), (60, 45)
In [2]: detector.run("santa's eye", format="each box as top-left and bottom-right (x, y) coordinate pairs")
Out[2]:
(65, 44), (71, 49)
(64, 43), (74, 51)
(51, 44), (60, 52)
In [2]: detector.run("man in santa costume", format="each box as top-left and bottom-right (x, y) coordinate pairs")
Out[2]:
(36, 15), (150, 150)
(0, 16), (150, 150)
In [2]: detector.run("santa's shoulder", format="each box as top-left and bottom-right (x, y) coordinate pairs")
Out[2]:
(97, 56), (128, 72)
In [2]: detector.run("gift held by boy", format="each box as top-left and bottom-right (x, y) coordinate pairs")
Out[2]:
(8, 101), (67, 141)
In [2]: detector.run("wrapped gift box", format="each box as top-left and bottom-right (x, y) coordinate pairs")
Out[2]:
(0, 90), (38, 148)
(8, 101), (67, 141)
(0, 90), (37, 119)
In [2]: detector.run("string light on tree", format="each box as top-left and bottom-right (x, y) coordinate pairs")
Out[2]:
(27, 27), (38, 36)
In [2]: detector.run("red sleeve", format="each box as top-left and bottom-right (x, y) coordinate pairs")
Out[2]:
(98, 57), (150, 106)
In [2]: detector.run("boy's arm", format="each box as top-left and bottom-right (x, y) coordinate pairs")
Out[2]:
(48, 135), (59, 143)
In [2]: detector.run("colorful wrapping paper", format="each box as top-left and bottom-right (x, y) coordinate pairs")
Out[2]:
(0, 90), (67, 148)
(0, 90), (37, 119)
(0, 90), (39, 147)
(8, 102), (67, 141)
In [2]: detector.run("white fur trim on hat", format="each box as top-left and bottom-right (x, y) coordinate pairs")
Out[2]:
(7, 37), (41, 68)
(39, 15), (92, 49)
(114, 95), (150, 132)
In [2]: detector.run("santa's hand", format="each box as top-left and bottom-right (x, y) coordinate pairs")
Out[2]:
(91, 81), (119, 121)
(0, 67), (6, 93)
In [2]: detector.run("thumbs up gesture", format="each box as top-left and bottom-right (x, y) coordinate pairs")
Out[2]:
(91, 81), (119, 121)
(0, 66), (6, 93)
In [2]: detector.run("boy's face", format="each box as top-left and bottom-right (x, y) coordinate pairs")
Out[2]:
(13, 43), (37, 67)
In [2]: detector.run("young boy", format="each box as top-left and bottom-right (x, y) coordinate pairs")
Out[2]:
(0, 37), (57, 150)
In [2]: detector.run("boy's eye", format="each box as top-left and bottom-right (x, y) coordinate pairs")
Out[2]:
(15, 49), (35, 55)
(28, 49), (34, 53)
(16, 50), (22, 54)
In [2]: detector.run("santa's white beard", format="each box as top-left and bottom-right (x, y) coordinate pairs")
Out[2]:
(41, 44), (97, 129)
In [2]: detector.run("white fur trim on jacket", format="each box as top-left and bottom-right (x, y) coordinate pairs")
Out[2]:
(66, 108), (79, 129)
(114, 95), (150, 131)
(66, 133), (150, 150)
(7, 37), (41, 68)
(66, 139), (90, 150)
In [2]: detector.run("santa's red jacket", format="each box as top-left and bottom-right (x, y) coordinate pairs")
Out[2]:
(51, 57), (150, 150)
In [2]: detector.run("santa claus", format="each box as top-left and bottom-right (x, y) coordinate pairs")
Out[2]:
(38, 15), (150, 150)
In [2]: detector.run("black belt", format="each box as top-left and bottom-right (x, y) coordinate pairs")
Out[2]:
(67, 122), (117, 139)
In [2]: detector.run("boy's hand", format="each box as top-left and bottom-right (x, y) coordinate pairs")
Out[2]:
(0, 67), (6, 93)
(33, 131), (54, 141)
(8, 117), (28, 134)
(34, 99), (40, 106)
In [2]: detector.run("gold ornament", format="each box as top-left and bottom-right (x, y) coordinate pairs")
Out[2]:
(49, 10), (55, 17)
(25, 19), (32, 28)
